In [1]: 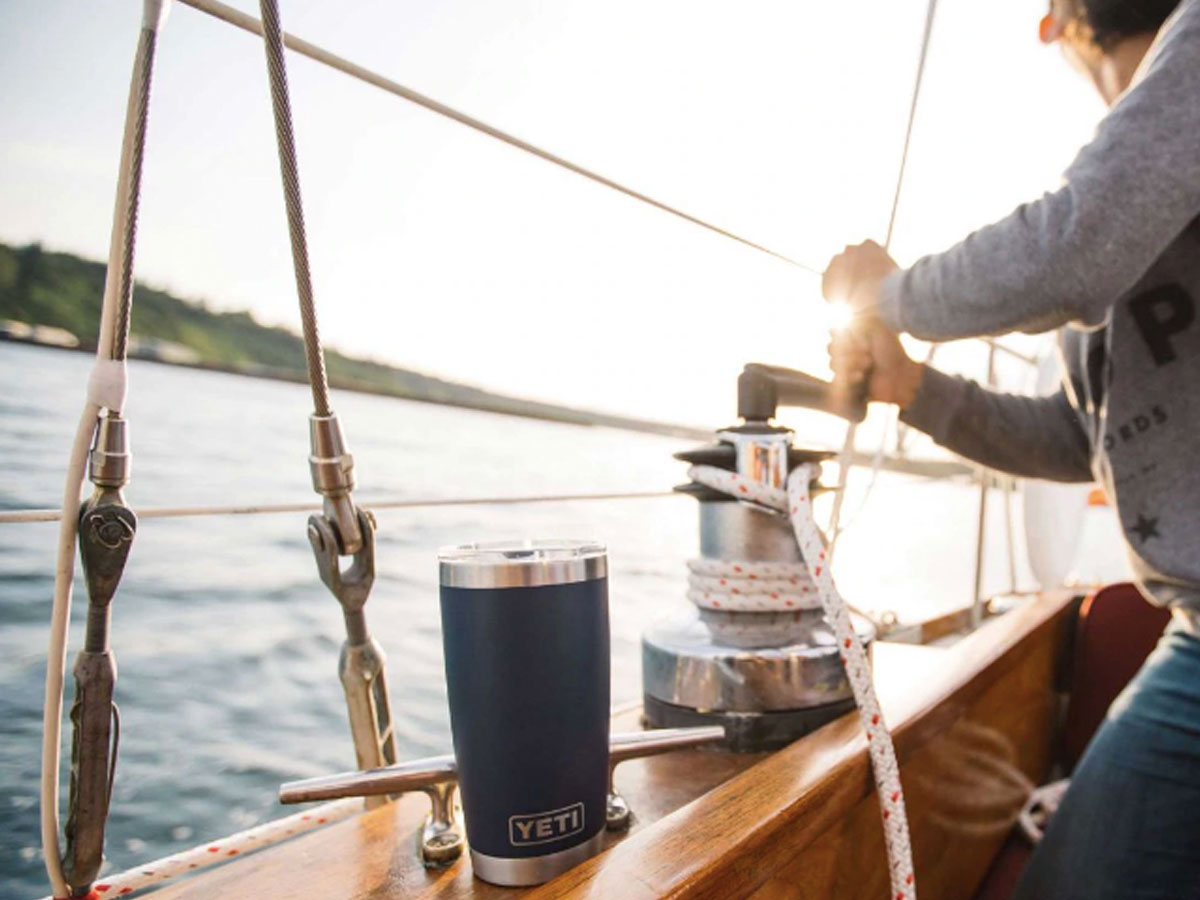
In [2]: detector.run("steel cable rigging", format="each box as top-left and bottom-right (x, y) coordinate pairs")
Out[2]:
(40, 4), (168, 897)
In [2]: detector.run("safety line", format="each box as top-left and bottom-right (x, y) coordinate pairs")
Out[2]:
(884, 0), (939, 249)
(0, 490), (679, 525)
(826, 0), (941, 560)
(174, 0), (1035, 375)
(174, 0), (823, 275)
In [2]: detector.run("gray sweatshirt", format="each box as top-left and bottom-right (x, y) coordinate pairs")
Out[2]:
(879, 0), (1200, 611)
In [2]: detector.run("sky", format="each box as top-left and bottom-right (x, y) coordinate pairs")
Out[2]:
(0, 0), (1104, 428)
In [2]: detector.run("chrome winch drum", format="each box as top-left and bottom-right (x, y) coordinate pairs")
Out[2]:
(642, 417), (875, 752)
(643, 605), (875, 751)
(439, 540), (610, 886)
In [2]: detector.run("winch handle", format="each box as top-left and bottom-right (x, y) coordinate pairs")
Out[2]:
(738, 363), (867, 424)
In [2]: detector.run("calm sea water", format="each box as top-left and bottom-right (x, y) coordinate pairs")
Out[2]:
(0, 341), (1012, 897)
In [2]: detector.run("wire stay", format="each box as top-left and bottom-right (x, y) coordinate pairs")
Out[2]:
(175, 0), (823, 275)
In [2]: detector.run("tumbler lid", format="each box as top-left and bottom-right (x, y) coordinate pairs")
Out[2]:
(439, 540), (607, 589)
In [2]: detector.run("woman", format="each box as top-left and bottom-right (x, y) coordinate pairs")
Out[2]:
(824, 1), (1200, 897)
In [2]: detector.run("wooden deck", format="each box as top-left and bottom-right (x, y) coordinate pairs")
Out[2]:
(152, 592), (1076, 900)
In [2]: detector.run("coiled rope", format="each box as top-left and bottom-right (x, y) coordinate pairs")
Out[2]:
(688, 463), (916, 900)
(686, 556), (819, 613)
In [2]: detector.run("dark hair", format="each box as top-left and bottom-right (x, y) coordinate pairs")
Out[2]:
(1066, 0), (1182, 50)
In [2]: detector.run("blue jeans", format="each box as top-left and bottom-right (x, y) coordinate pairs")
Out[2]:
(1014, 621), (1200, 900)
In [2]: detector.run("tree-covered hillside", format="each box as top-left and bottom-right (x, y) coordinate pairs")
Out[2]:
(0, 242), (703, 437)
(0, 242), (307, 369)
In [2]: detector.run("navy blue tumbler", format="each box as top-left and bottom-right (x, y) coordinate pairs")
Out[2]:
(439, 540), (610, 886)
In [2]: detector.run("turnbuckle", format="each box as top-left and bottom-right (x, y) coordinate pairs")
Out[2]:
(306, 507), (465, 864)
(65, 414), (138, 895)
(308, 508), (396, 770)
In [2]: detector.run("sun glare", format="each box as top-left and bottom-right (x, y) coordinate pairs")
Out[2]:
(826, 301), (854, 332)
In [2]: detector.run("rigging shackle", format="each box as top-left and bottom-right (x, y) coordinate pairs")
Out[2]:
(307, 509), (399, 787)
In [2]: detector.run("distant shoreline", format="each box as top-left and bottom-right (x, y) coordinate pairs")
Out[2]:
(0, 234), (969, 478)
(2, 335), (972, 481)
(0, 332), (713, 441)
(1, 241), (720, 441)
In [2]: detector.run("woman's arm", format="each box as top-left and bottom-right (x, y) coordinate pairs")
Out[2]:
(878, 0), (1200, 341)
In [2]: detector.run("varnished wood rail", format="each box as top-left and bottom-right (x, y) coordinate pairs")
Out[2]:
(151, 592), (1077, 900)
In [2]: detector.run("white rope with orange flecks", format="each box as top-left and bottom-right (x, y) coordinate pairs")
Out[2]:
(687, 557), (820, 612)
(37, 798), (361, 900)
(688, 463), (916, 900)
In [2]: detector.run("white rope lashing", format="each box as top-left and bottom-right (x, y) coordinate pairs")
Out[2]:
(688, 463), (916, 900)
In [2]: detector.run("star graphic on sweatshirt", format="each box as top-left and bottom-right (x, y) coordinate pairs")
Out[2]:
(1129, 514), (1160, 544)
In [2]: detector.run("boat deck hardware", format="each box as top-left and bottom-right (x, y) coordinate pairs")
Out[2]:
(87, 413), (132, 489)
(278, 726), (725, 864)
(63, 425), (139, 893)
(251, 0), (405, 829)
(604, 725), (725, 830)
(278, 753), (457, 804)
(644, 365), (877, 751)
(308, 412), (362, 554)
(734, 362), (866, 565)
(642, 608), (874, 751)
(281, 753), (461, 867)
(737, 363), (867, 425)
(39, 0), (166, 892)
(307, 509), (400, 790)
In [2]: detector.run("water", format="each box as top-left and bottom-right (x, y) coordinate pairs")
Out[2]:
(0, 342), (1015, 897)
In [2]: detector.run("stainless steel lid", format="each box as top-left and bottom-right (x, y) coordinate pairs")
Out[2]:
(438, 540), (607, 589)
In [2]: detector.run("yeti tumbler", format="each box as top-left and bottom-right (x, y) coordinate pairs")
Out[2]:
(439, 540), (610, 886)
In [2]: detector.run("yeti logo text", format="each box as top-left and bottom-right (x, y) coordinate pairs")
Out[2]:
(509, 802), (585, 846)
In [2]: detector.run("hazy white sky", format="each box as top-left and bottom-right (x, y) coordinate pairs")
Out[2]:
(0, 0), (1103, 427)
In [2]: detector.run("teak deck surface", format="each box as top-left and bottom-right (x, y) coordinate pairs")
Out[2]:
(152, 592), (1076, 900)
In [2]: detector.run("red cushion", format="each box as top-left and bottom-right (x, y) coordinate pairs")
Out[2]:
(1059, 582), (1170, 772)
(974, 835), (1033, 900)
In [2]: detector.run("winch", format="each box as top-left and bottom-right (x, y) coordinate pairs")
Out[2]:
(642, 363), (876, 751)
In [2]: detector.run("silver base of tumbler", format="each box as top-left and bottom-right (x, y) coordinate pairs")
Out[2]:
(469, 830), (605, 886)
